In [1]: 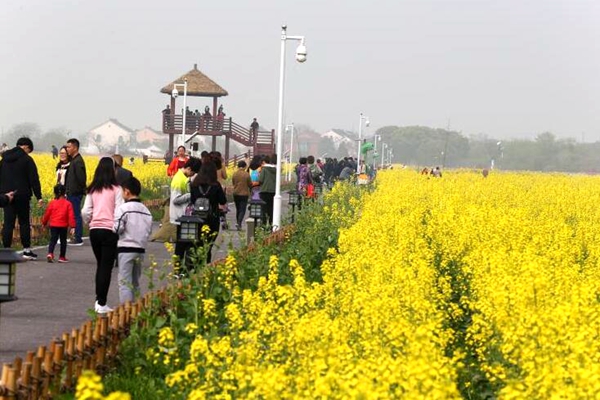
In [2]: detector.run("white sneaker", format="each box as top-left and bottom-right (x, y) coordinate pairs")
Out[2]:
(94, 301), (113, 314)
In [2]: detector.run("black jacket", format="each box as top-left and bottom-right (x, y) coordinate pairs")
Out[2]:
(190, 183), (227, 231)
(115, 166), (133, 186)
(65, 153), (87, 196)
(0, 147), (42, 200)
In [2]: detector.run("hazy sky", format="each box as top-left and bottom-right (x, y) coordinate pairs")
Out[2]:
(1, 0), (598, 141)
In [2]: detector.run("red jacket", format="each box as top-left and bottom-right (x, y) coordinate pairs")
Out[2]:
(42, 198), (76, 228)
(167, 156), (189, 177)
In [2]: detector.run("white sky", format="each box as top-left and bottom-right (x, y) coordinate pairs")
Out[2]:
(0, 0), (598, 140)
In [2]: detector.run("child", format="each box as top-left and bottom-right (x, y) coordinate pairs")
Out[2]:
(113, 177), (153, 304)
(42, 185), (76, 263)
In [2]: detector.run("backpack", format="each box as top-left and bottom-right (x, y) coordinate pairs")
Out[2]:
(193, 185), (212, 220)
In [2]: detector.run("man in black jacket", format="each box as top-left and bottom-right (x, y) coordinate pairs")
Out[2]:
(0, 137), (43, 259)
(65, 138), (87, 246)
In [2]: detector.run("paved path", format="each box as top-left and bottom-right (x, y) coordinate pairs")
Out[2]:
(0, 208), (252, 363)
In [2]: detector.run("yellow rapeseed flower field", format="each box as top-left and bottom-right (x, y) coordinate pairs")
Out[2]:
(83, 169), (600, 398)
(30, 153), (170, 199)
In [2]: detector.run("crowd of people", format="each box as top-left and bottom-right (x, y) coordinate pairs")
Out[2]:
(0, 135), (395, 314)
(0, 137), (152, 314)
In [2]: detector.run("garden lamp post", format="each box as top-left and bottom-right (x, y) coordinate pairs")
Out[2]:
(0, 249), (23, 322)
(171, 79), (188, 148)
(356, 113), (370, 174)
(176, 215), (205, 243)
(286, 123), (295, 182)
(249, 199), (266, 235)
(287, 190), (302, 223)
(273, 25), (308, 231)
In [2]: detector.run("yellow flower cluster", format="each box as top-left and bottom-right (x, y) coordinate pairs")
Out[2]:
(75, 370), (131, 400)
(30, 153), (170, 200)
(107, 169), (600, 398)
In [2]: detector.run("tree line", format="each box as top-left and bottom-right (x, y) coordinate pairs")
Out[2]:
(373, 126), (600, 173)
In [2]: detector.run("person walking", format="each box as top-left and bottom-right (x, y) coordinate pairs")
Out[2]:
(259, 154), (277, 226)
(42, 185), (76, 263)
(112, 154), (133, 185)
(65, 138), (87, 246)
(189, 160), (227, 265)
(55, 146), (71, 187)
(51, 145), (59, 159)
(167, 146), (189, 177)
(231, 160), (252, 230)
(171, 157), (202, 267)
(212, 151), (229, 230)
(82, 157), (124, 314)
(248, 155), (262, 201)
(114, 177), (153, 304)
(0, 137), (43, 259)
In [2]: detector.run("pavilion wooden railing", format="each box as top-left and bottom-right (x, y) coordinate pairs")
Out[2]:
(162, 114), (229, 135)
(0, 227), (292, 400)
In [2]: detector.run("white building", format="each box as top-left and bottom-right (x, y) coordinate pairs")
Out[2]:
(88, 119), (134, 152)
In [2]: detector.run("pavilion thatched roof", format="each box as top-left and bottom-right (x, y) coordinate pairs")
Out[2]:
(160, 64), (228, 97)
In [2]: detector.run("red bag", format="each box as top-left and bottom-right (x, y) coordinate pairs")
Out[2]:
(306, 183), (315, 198)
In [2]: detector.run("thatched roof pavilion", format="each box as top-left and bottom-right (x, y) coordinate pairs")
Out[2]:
(161, 64), (229, 154)
(160, 64), (228, 97)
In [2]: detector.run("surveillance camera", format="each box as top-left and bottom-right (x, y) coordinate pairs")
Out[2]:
(171, 88), (179, 98)
(295, 44), (307, 63)
(365, 120), (370, 127)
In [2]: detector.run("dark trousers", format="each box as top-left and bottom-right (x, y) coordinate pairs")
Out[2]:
(233, 194), (248, 227)
(2, 198), (31, 248)
(67, 195), (83, 242)
(48, 227), (68, 257)
(260, 192), (275, 226)
(90, 229), (118, 306)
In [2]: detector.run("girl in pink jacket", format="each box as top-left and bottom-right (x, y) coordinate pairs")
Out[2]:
(82, 157), (123, 314)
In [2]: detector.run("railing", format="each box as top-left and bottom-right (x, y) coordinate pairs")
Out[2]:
(162, 114), (230, 135)
(162, 113), (275, 155)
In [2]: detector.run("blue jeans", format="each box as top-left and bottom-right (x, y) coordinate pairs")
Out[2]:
(67, 195), (83, 242)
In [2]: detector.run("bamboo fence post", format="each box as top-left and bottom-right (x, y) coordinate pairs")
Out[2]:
(95, 317), (108, 373)
(4, 367), (16, 400)
(84, 321), (93, 370)
(30, 357), (41, 400)
(0, 364), (9, 400)
(64, 331), (76, 390)
(41, 350), (53, 397)
(51, 341), (64, 395)
(19, 362), (31, 399)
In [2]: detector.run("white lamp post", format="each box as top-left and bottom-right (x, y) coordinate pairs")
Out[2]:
(172, 79), (188, 148)
(273, 25), (307, 231)
(356, 113), (370, 174)
(286, 123), (295, 182)
(381, 143), (387, 168)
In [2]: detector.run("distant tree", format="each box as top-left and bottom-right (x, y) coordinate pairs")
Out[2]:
(36, 127), (70, 152)
(1, 122), (41, 147)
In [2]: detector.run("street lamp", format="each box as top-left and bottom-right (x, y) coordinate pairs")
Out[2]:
(172, 79), (188, 148)
(273, 25), (308, 231)
(287, 190), (302, 223)
(372, 134), (380, 167)
(356, 113), (370, 174)
(381, 143), (387, 168)
(286, 123), (295, 182)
